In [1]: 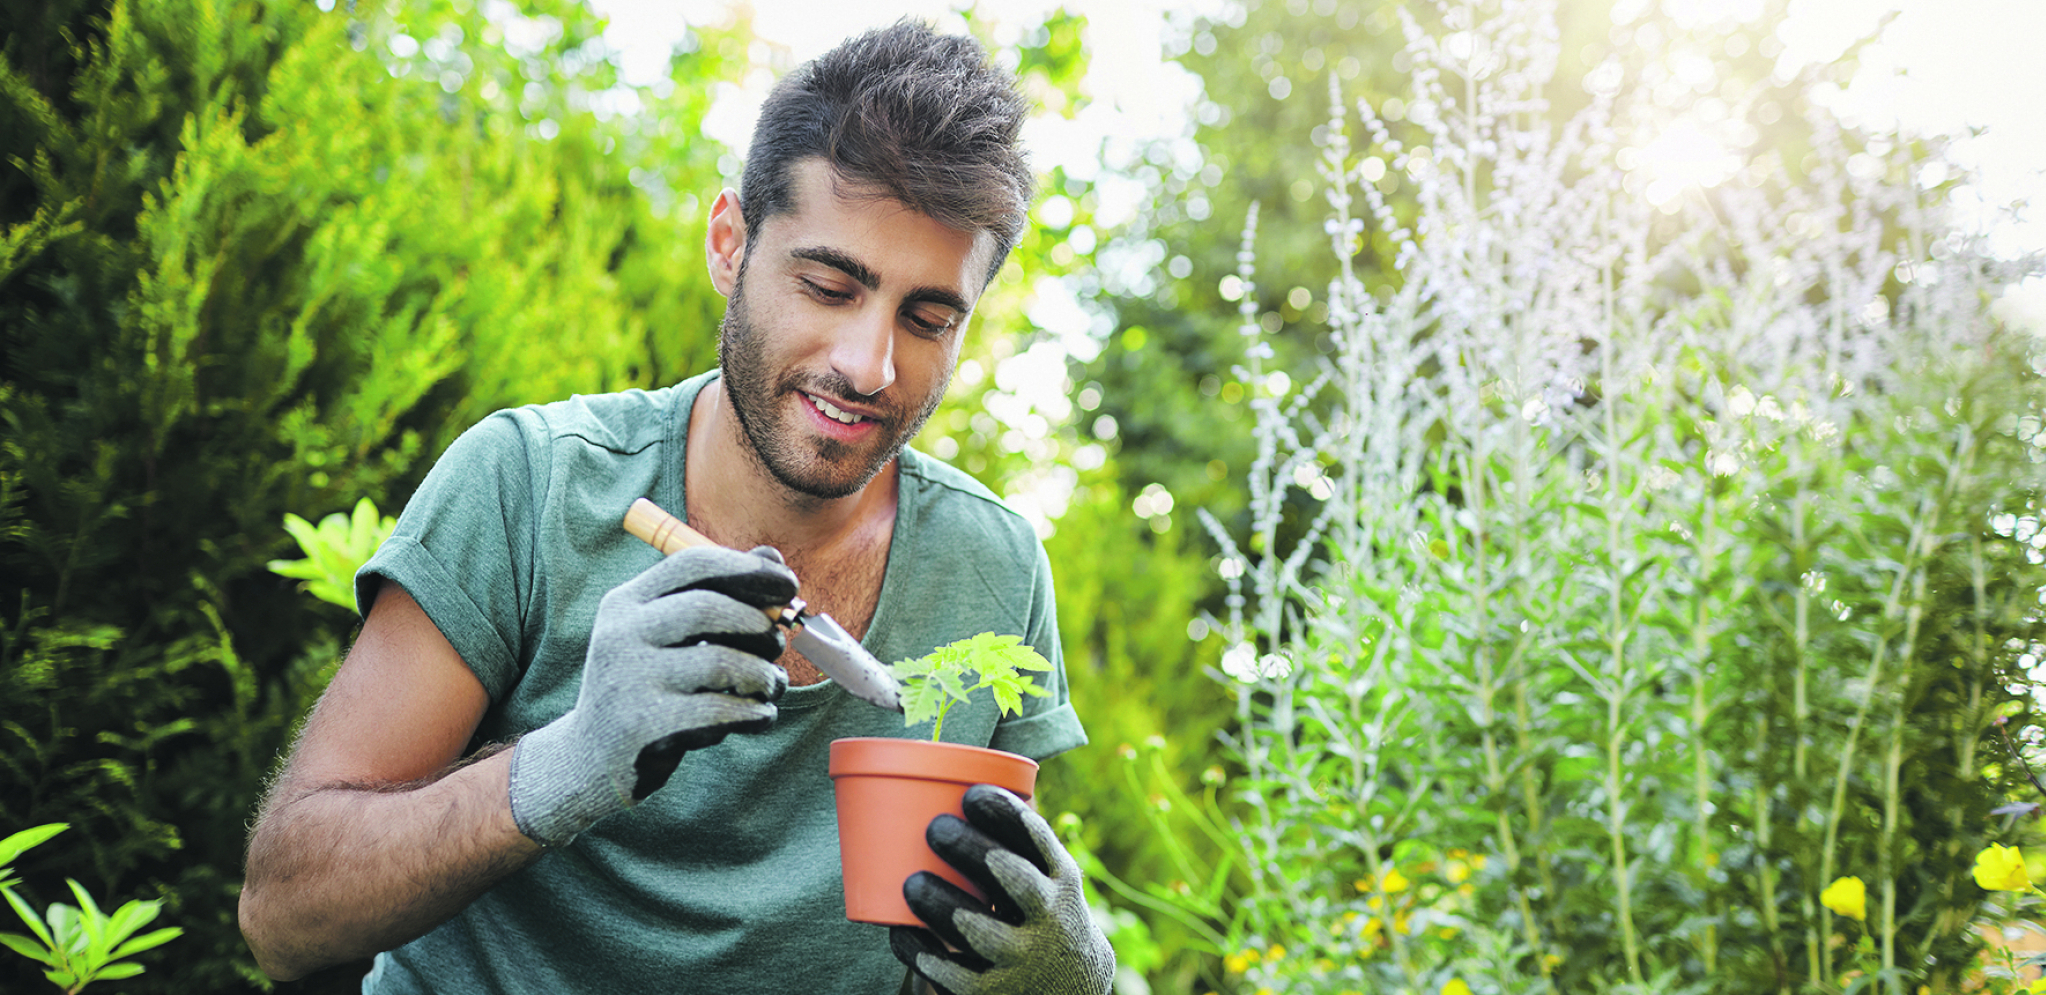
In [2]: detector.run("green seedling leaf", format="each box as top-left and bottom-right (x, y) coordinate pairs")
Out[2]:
(888, 633), (1054, 742)
(44, 968), (75, 988)
(95, 961), (146, 981)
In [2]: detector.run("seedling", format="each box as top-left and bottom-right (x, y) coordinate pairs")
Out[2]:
(890, 633), (1052, 743)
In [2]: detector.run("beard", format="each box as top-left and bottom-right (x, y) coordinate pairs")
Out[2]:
(718, 269), (949, 500)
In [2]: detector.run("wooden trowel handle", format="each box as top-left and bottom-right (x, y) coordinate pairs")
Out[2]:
(623, 498), (793, 629)
(623, 498), (715, 556)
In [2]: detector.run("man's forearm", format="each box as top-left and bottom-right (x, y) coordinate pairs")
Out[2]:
(239, 746), (544, 981)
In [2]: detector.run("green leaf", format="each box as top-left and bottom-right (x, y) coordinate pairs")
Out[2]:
(4, 890), (52, 948)
(0, 825), (67, 866)
(991, 682), (1022, 716)
(43, 968), (74, 988)
(898, 680), (949, 729)
(45, 903), (81, 954)
(269, 499), (395, 610)
(102, 901), (147, 946)
(92, 960), (146, 980)
(64, 882), (109, 965)
(107, 926), (180, 960)
(0, 930), (55, 965)
(64, 881), (103, 925)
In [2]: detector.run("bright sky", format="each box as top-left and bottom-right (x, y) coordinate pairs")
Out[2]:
(588, 0), (2044, 258)
(1778, 0), (2046, 260)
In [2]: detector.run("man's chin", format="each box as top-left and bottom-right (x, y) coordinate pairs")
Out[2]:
(769, 463), (885, 501)
(762, 441), (896, 501)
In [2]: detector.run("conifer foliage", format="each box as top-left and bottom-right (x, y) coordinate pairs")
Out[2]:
(1, 0), (738, 987)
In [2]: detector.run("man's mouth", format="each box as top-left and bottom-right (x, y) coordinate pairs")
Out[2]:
(804, 391), (872, 426)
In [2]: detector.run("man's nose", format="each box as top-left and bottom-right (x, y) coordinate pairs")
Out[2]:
(831, 307), (896, 397)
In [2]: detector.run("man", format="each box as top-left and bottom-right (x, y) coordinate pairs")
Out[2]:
(238, 21), (1114, 995)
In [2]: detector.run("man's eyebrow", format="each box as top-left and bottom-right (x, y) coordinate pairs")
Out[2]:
(790, 246), (972, 315)
(792, 246), (879, 290)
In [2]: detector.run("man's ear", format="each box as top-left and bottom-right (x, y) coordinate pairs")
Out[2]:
(706, 188), (746, 298)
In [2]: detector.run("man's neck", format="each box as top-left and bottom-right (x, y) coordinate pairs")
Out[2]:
(682, 379), (898, 558)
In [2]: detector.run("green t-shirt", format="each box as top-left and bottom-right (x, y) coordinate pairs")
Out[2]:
(354, 371), (1086, 994)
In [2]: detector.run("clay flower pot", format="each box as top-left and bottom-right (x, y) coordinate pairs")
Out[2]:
(828, 737), (1039, 926)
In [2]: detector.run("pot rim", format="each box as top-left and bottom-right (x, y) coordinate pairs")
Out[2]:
(827, 736), (1038, 789)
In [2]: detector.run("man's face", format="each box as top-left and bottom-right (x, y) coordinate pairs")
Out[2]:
(715, 160), (994, 500)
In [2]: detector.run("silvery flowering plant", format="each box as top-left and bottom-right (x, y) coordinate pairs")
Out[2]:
(1162, 0), (2046, 989)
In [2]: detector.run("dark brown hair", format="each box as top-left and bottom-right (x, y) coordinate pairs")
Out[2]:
(739, 20), (1033, 287)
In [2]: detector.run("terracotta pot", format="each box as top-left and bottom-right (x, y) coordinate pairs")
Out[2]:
(828, 736), (1039, 926)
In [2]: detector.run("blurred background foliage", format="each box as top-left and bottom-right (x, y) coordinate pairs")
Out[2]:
(1, 0), (2039, 992)
(1, 0), (746, 986)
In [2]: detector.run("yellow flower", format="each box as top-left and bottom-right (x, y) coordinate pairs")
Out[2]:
(1383, 868), (1411, 893)
(1821, 876), (1867, 922)
(1443, 980), (1473, 995)
(1975, 843), (2032, 892)
(1446, 859), (1471, 884)
(1541, 953), (1562, 975)
(1267, 944), (1287, 961)
(1224, 950), (1257, 974)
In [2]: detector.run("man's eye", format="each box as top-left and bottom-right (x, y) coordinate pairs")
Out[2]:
(802, 279), (853, 303)
(906, 310), (958, 337)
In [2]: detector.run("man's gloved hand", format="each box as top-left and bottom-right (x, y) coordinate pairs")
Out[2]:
(891, 784), (1115, 995)
(507, 545), (797, 847)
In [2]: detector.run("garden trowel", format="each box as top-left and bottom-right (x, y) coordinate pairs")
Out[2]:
(623, 497), (903, 713)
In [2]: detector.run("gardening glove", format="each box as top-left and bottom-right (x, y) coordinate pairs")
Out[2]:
(891, 784), (1116, 995)
(507, 545), (797, 847)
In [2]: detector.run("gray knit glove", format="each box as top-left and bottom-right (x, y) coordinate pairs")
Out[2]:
(891, 785), (1115, 995)
(508, 545), (797, 847)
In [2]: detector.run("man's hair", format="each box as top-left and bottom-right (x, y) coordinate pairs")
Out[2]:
(740, 20), (1034, 287)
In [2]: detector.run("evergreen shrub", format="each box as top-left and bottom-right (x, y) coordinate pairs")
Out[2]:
(1, 0), (736, 987)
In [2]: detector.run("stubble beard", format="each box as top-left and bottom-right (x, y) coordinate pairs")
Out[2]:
(717, 270), (950, 501)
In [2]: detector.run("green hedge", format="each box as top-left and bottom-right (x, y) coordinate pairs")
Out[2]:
(1, 0), (738, 987)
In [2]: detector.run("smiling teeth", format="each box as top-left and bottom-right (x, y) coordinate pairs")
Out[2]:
(809, 394), (864, 425)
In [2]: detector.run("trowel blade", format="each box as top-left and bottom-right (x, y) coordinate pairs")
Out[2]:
(790, 612), (903, 713)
